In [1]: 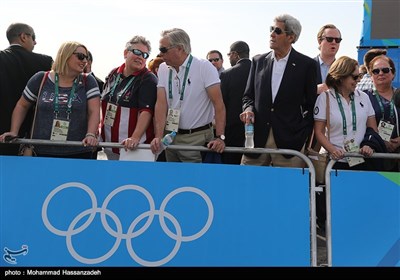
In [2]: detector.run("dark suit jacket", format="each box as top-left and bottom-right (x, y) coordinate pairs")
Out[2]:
(0, 45), (53, 154)
(313, 56), (323, 84)
(242, 48), (317, 157)
(220, 58), (251, 164)
(91, 72), (105, 93)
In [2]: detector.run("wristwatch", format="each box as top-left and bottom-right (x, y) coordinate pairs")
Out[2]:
(216, 135), (225, 141)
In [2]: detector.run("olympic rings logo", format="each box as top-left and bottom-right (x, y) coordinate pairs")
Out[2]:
(42, 182), (214, 267)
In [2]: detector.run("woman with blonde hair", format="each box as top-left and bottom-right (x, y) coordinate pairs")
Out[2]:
(0, 41), (100, 158)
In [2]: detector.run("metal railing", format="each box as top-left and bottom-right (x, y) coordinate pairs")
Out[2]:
(2, 138), (326, 267)
(323, 152), (400, 267)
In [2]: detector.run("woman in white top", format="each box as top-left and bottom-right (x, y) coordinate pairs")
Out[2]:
(313, 56), (377, 170)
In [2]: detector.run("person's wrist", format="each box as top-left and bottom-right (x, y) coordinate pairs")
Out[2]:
(85, 133), (96, 138)
(215, 134), (225, 141)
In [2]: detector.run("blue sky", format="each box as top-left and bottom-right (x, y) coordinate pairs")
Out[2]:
(1, 0), (364, 80)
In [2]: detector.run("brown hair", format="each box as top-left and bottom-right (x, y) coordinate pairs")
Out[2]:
(325, 56), (358, 91)
(148, 56), (164, 76)
(369, 55), (396, 76)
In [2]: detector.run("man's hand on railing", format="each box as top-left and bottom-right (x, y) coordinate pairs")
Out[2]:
(0, 133), (19, 143)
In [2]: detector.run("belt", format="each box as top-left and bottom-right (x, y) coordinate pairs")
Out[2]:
(177, 123), (213, 134)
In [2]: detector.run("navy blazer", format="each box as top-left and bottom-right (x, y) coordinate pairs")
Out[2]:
(0, 45), (53, 154)
(220, 58), (251, 140)
(243, 48), (317, 155)
(313, 56), (323, 85)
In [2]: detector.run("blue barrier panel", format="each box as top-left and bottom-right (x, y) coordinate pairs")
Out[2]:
(1, 156), (310, 267)
(331, 171), (400, 266)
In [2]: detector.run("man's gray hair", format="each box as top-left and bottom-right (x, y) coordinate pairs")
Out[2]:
(126, 35), (151, 53)
(161, 28), (191, 54)
(274, 14), (302, 44)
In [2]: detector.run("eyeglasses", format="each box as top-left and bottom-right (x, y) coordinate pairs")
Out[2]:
(351, 73), (363, 81)
(208, 58), (220, 63)
(129, 48), (150, 59)
(159, 45), (176, 54)
(270, 26), (288, 35)
(73, 52), (89, 61)
(322, 37), (342, 43)
(25, 33), (36, 41)
(371, 67), (392, 75)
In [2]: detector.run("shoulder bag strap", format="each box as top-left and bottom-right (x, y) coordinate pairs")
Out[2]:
(326, 90), (330, 141)
(29, 71), (49, 138)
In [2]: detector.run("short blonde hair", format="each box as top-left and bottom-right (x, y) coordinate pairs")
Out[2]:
(52, 41), (87, 75)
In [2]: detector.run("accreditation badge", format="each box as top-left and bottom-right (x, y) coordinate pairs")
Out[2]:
(344, 138), (365, 167)
(165, 108), (180, 132)
(104, 103), (118, 127)
(378, 120), (394, 142)
(50, 119), (69, 141)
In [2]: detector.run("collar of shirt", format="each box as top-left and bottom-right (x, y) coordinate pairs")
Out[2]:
(271, 48), (291, 62)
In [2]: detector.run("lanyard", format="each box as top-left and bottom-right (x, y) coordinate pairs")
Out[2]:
(335, 91), (356, 136)
(54, 73), (78, 119)
(373, 89), (394, 122)
(107, 74), (136, 103)
(168, 54), (193, 102)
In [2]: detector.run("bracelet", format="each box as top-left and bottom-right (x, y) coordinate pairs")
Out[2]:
(85, 133), (96, 138)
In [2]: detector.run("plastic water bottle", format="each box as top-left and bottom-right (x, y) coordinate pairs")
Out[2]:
(161, 131), (176, 151)
(244, 123), (254, 148)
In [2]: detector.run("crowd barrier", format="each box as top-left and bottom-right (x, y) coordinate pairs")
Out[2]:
(1, 139), (399, 267)
(0, 139), (318, 267)
(323, 153), (400, 267)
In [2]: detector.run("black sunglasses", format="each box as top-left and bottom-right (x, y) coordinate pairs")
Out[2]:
(208, 58), (220, 63)
(129, 48), (149, 59)
(25, 33), (36, 41)
(323, 37), (342, 43)
(371, 67), (392, 75)
(73, 52), (89, 61)
(270, 26), (288, 35)
(159, 45), (176, 53)
(351, 73), (363, 81)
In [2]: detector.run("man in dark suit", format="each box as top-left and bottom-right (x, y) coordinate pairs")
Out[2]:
(84, 51), (105, 93)
(0, 23), (53, 155)
(241, 14), (317, 167)
(220, 41), (251, 164)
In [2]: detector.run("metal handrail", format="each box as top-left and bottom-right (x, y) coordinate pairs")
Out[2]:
(4, 138), (320, 266)
(323, 152), (400, 267)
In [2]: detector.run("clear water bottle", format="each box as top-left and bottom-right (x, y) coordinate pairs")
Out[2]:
(244, 123), (254, 148)
(161, 131), (176, 151)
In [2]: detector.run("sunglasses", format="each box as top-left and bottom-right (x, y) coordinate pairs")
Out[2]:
(270, 26), (288, 35)
(371, 67), (392, 75)
(73, 52), (89, 61)
(159, 45), (176, 54)
(351, 73), (363, 81)
(323, 37), (342, 43)
(129, 48), (149, 59)
(25, 33), (36, 41)
(208, 58), (220, 63)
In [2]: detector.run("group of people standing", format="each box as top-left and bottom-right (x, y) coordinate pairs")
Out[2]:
(0, 16), (399, 173)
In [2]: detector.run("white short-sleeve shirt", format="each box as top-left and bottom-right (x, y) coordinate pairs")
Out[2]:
(157, 55), (220, 129)
(314, 88), (375, 151)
